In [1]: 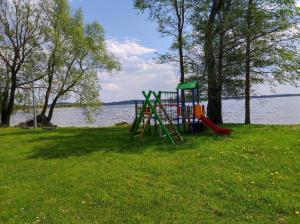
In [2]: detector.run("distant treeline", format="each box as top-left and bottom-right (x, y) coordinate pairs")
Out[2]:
(103, 94), (300, 106)
(15, 102), (102, 110)
(15, 94), (300, 109)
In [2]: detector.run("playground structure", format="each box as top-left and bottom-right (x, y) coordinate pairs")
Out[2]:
(130, 82), (232, 144)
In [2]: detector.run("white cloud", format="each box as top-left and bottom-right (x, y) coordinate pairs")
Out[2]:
(99, 39), (179, 103)
(106, 39), (156, 58)
(99, 38), (300, 103)
(101, 83), (120, 91)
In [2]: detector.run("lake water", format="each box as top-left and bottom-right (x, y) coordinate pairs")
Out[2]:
(10, 96), (300, 127)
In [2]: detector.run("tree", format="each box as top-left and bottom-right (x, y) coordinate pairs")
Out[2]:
(37, 0), (77, 121)
(204, 0), (224, 123)
(192, 0), (239, 123)
(190, 0), (299, 124)
(187, 0), (244, 99)
(241, 0), (299, 124)
(36, 0), (119, 125)
(0, 0), (46, 126)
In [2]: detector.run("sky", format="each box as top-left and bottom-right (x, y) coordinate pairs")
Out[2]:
(69, 0), (299, 103)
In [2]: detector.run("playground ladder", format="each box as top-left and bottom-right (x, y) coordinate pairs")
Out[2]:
(154, 92), (183, 144)
(131, 91), (183, 144)
(133, 111), (152, 138)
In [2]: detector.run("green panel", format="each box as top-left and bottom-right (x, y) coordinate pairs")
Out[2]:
(131, 91), (152, 140)
(176, 81), (198, 90)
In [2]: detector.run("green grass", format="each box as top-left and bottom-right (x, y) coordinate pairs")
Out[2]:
(0, 125), (299, 223)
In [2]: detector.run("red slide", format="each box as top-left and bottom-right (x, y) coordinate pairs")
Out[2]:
(200, 115), (232, 136)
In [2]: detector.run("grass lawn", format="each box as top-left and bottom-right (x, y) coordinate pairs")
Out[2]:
(0, 125), (299, 223)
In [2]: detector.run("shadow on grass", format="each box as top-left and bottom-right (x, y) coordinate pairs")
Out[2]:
(0, 123), (241, 160)
(0, 124), (286, 161)
(26, 127), (199, 160)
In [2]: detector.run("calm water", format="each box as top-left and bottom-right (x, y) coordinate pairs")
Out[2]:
(11, 96), (300, 127)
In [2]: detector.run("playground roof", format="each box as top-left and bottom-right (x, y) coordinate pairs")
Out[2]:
(176, 81), (198, 90)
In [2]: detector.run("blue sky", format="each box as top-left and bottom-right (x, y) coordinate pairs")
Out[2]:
(70, 0), (170, 52)
(70, 0), (299, 103)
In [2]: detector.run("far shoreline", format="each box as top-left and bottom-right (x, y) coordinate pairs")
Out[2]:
(13, 93), (300, 110)
(103, 93), (300, 106)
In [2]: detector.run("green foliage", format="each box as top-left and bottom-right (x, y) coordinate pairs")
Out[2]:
(189, 0), (300, 90)
(0, 125), (299, 223)
(190, 0), (245, 97)
(36, 0), (120, 121)
(0, 0), (48, 125)
(134, 0), (191, 37)
(84, 22), (121, 72)
(242, 0), (300, 85)
(0, 0), (120, 126)
(187, 0), (300, 123)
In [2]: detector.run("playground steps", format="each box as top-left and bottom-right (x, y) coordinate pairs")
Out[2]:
(133, 112), (152, 138)
(156, 99), (183, 144)
(164, 124), (183, 143)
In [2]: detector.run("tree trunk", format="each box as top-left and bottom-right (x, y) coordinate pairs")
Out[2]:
(245, 39), (251, 124)
(216, 30), (225, 124)
(179, 34), (187, 127)
(1, 72), (17, 127)
(175, 0), (186, 128)
(0, 82), (10, 126)
(174, 0), (185, 84)
(4, 74), (17, 126)
(178, 30), (185, 111)
(204, 0), (223, 124)
(178, 36), (185, 84)
(245, 0), (253, 125)
(47, 95), (60, 122)
(41, 51), (56, 116)
(41, 75), (53, 116)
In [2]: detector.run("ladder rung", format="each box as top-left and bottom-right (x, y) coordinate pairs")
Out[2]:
(166, 126), (174, 130)
(173, 139), (182, 143)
